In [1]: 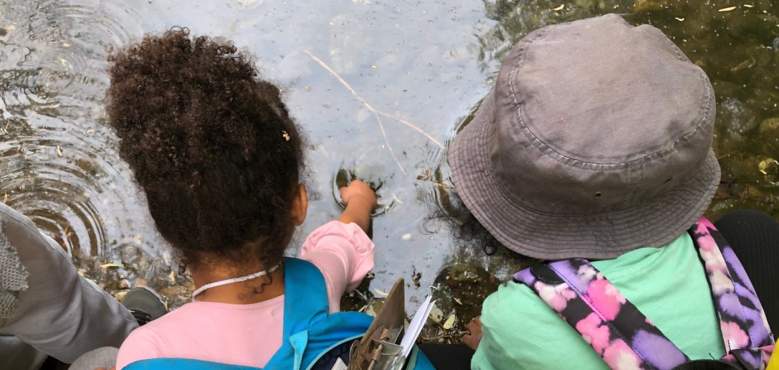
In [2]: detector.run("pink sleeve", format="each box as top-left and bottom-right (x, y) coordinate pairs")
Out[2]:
(299, 221), (374, 312)
(115, 327), (162, 370)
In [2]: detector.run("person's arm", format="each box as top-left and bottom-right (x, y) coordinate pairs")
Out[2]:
(300, 180), (377, 312)
(0, 203), (137, 364)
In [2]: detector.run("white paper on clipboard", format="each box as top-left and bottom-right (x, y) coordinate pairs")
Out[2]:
(399, 295), (434, 358)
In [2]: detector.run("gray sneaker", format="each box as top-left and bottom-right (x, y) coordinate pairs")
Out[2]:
(123, 287), (167, 325)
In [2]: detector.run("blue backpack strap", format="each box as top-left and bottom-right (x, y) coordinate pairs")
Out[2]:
(264, 257), (363, 370)
(123, 358), (260, 370)
(406, 346), (437, 370)
(514, 259), (689, 370)
(689, 218), (775, 369)
(280, 257), (330, 340)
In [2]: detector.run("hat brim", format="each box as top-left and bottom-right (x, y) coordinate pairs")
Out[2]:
(449, 92), (721, 260)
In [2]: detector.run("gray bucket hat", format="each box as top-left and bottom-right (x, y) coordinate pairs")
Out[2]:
(449, 14), (721, 260)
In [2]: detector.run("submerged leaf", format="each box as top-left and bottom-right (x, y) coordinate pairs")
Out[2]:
(443, 313), (457, 330)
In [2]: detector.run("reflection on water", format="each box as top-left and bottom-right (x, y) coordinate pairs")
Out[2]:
(0, 0), (776, 327)
(0, 0), (183, 304)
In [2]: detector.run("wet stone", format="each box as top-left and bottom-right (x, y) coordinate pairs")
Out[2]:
(760, 117), (779, 134)
(719, 154), (765, 183)
(759, 158), (779, 186)
(759, 117), (779, 154)
(717, 98), (759, 151)
(418, 263), (500, 343)
(740, 184), (767, 200)
(633, 0), (678, 13)
(712, 80), (741, 99)
(753, 46), (775, 68)
(119, 245), (142, 266)
(726, 13), (776, 39)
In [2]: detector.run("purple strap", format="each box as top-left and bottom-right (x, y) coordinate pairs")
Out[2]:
(514, 217), (775, 370)
(515, 260), (688, 370)
(690, 218), (774, 369)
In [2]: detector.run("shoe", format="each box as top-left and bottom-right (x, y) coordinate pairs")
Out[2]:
(123, 287), (167, 325)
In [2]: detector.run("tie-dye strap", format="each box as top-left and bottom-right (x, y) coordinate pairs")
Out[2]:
(690, 218), (775, 369)
(514, 259), (689, 370)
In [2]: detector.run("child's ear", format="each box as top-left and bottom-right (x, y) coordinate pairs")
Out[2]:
(291, 184), (308, 225)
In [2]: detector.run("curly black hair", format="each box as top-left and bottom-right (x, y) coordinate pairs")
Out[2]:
(107, 28), (304, 270)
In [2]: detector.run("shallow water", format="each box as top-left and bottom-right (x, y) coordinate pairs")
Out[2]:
(0, 0), (776, 332)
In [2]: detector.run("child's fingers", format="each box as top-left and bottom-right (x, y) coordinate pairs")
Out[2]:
(462, 333), (482, 350)
(342, 179), (370, 191)
(467, 316), (482, 333)
(340, 180), (376, 204)
(462, 316), (483, 350)
(339, 187), (348, 200)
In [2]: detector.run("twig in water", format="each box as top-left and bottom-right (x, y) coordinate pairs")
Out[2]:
(374, 111), (407, 175)
(302, 50), (444, 170)
(375, 110), (443, 149)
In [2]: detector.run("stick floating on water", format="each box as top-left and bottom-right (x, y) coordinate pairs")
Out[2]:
(374, 110), (407, 175)
(302, 50), (444, 170)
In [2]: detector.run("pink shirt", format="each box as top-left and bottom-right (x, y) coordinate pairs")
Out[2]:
(115, 221), (374, 369)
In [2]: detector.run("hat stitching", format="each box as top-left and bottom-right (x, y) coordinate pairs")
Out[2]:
(504, 19), (715, 171)
(463, 94), (717, 223)
(472, 104), (718, 228)
(467, 150), (720, 259)
(471, 114), (671, 219)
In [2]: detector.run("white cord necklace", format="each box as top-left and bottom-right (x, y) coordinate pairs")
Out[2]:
(191, 263), (281, 300)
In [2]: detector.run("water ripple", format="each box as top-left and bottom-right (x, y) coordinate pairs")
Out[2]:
(0, 0), (166, 262)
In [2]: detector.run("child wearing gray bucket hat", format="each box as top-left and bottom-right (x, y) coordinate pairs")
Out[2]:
(450, 14), (776, 370)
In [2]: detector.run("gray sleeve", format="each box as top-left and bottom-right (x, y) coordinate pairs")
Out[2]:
(0, 203), (137, 363)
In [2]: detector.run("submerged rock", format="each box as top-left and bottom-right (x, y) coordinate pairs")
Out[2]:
(719, 154), (764, 184)
(760, 117), (779, 154)
(419, 263), (500, 343)
(633, 0), (676, 13)
(759, 158), (779, 186)
(717, 98), (759, 152)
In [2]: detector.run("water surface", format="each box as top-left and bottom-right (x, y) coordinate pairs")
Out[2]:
(0, 0), (776, 336)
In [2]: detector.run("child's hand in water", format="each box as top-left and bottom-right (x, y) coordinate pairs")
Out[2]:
(338, 180), (377, 233)
(340, 180), (377, 209)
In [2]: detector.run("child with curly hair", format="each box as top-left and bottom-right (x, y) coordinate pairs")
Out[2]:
(108, 29), (377, 369)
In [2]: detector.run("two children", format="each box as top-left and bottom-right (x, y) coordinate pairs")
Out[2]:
(86, 14), (777, 370)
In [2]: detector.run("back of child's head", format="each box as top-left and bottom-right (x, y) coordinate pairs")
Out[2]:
(106, 28), (304, 270)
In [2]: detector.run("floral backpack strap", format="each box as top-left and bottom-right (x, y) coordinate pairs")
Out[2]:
(690, 218), (775, 369)
(514, 259), (689, 370)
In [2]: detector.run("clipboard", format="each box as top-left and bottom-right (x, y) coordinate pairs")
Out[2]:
(348, 279), (434, 370)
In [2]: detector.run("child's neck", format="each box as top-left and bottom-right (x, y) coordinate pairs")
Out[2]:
(190, 263), (285, 304)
